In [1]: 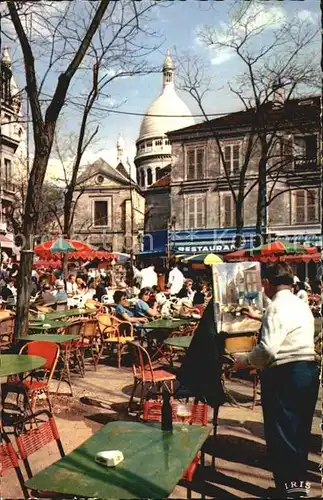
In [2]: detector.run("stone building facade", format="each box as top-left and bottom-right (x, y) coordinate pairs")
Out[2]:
(166, 95), (321, 252)
(144, 166), (171, 234)
(0, 48), (24, 253)
(73, 158), (145, 253)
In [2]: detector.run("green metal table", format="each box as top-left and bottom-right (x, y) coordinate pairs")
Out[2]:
(28, 321), (72, 332)
(0, 354), (45, 378)
(144, 318), (196, 330)
(19, 334), (78, 344)
(43, 309), (92, 321)
(164, 336), (192, 350)
(25, 421), (210, 499)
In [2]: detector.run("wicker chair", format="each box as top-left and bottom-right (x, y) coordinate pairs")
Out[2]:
(97, 313), (134, 368)
(128, 342), (176, 413)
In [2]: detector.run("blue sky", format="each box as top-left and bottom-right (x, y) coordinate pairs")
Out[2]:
(5, 0), (320, 178)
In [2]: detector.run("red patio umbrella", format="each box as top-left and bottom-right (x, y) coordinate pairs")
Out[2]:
(225, 240), (318, 263)
(34, 239), (93, 257)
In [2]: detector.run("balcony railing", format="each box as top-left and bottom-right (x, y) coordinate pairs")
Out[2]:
(294, 157), (318, 169)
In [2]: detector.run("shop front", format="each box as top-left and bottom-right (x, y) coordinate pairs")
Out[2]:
(168, 227), (258, 255)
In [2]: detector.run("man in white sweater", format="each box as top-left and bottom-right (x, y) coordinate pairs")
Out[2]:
(236, 263), (318, 499)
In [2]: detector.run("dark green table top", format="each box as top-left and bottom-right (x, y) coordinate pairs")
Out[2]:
(25, 421), (210, 499)
(0, 354), (45, 377)
(43, 309), (91, 321)
(28, 321), (72, 331)
(19, 334), (78, 344)
(144, 318), (196, 330)
(164, 336), (193, 349)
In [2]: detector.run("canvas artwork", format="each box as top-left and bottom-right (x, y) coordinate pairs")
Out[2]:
(211, 262), (263, 334)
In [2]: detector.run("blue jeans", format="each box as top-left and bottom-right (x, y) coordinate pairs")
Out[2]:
(260, 361), (319, 493)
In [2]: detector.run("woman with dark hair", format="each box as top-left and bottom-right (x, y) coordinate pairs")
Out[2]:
(135, 287), (160, 319)
(113, 290), (148, 324)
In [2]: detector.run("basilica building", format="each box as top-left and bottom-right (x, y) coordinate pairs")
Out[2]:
(134, 51), (194, 190)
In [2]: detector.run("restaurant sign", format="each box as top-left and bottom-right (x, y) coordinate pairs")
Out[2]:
(175, 243), (236, 253)
(169, 227), (257, 254)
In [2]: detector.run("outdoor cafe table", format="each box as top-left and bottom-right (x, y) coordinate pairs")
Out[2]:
(144, 318), (197, 330)
(143, 319), (198, 363)
(0, 354), (45, 378)
(28, 321), (72, 332)
(19, 334), (78, 344)
(42, 309), (93, 321)
(164, 335), (193, 350)
(25, 420), (211, 499)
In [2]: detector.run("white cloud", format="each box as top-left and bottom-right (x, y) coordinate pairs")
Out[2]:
(199, 2), (287, 66)
(297, 9), (319, 24)
(211, 48), (235, 66)
(238, 3), (286, 32)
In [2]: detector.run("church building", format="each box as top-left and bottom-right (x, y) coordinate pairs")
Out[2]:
(134, 51), (194, 191)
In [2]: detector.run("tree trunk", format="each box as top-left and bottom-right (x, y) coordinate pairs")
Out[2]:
(14, 150), (53, 341)
(63, 191), (73, 280)
(235, 195), (244, 248)
(256, 156), (267, 246)
(14, 248), (34, 339)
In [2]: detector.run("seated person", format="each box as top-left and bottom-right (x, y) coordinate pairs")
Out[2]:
(113, 290), (148, 325)
(152, 285), (167, 307)
(0, 280), (14, 302)
(55, 284), (68, 302)
(38, 284), (57, 306)
(178, 279), (195, 301)
(135, 287), (161, 319)
(93, 278), (107, 302)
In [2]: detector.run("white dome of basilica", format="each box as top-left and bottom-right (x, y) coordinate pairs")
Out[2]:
(135, 51), (194, 190)
(139, 86), (195, 141)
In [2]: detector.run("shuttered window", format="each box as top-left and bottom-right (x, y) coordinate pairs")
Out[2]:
(223, 193), (235, 227)
(223, 144), (240, 174)
(186, 197), (205, 228)
(295, 190), (318, 223)
(186, 148), (205, 180)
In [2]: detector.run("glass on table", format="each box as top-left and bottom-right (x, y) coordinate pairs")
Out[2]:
(176, 402), (192, 430)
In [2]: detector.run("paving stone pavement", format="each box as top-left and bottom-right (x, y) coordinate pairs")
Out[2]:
(1, 359), (321, 499)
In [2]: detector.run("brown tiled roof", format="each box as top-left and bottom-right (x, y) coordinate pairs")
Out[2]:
(167, 95), (320, 137)
(149, 173), (170, 189)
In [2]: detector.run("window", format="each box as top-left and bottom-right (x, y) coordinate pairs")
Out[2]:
(140, 170), (145, 187)
(93, 200), (108, 227)
(186, 148), (204, 180)
(140, 144), (145, 151)
(165, 71), (172, 83)
(293, 135), (317, 167)
(136, 172), (140, 186)
(165, 139), (170, 145)
(294, 190), (318, 224)
(186, 197), (205, 228)
(156, 167), (161, 180)
(155, 139), (163, 146)
(146, 141), (152, 151)
(4, 159), (11, 183)
(147, 168), (152, 186)
(223, 144), (240, 174)
(222, 193), (236, 227)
